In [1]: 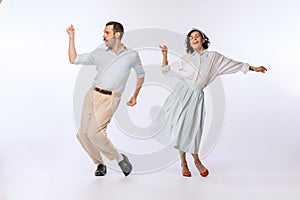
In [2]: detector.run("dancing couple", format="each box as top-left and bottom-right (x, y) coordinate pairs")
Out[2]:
(66, 21), (267, 177)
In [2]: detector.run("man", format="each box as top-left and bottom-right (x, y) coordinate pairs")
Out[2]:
(66, 21), (145, 177)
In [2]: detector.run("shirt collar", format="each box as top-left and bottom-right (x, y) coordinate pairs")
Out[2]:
(191, 49), (207, 56)
(106, 45), (127, 54)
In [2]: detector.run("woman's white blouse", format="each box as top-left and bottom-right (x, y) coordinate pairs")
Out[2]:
(162, 51), (250, 89)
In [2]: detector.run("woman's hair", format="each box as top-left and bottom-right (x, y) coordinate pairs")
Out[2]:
(185, 29), (210, 54)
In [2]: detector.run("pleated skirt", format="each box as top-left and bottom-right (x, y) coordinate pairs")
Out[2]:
(154, 81), (205, 154)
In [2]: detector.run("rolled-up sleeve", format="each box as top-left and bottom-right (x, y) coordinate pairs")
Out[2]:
(161, 59), (196, 80)
(134, 65), (145, 78)
(74, 52), (95, 65)
(161, 60), (182, 78)
(161, 64), (178, 77)
(132, 53), (145, 78)
(161, 65), (171, 72)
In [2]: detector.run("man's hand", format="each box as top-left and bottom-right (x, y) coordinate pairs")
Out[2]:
(66, 24), (75, 37)
(127, 96), (137, 106)
(67, 24), (77, 64)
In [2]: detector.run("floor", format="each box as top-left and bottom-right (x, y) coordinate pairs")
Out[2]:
(1, 113), (299, 200)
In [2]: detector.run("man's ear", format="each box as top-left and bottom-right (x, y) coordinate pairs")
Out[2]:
(115, 32), (121, 39)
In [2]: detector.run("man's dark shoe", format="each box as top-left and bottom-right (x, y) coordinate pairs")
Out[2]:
(94, 164), (107, 176)
(118, 154), (132, 177)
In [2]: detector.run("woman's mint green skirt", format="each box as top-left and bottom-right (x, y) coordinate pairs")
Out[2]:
(154, 81), (205, 154)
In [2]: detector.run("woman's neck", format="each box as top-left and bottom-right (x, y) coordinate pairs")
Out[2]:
(194, 47), (204, 54)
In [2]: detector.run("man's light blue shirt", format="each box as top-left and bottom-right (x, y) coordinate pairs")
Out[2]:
(74, 46), (145, 94)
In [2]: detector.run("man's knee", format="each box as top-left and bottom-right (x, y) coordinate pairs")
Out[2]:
(88, 131), (108, 142)
(76, 129), (87, 140)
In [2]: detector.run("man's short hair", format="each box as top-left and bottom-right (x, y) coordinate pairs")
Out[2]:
(106, 21), (124, 39)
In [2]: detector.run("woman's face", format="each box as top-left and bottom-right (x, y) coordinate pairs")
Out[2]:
(189, 31), (204, 50)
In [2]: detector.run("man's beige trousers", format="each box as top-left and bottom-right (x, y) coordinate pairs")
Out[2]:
(76, 87), (121, 164)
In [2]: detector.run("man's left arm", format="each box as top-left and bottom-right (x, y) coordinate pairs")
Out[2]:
(127, 51), (145, 106)
(127, 77), (144, 106)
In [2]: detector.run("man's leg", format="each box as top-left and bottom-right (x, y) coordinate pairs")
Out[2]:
(88, 92), (132, 176)
(88, 93), (120, 160)
(76, 87), (104, 164)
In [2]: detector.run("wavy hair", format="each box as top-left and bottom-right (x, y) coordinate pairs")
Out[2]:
(185, 29), (210, 54)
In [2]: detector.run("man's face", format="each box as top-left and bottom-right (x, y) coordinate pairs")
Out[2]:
(103, 25), (116, 48)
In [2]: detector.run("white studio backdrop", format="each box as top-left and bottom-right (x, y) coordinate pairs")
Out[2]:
(0, 0), (299, 142)
(1, 0), (300, 199)
(1, 0), (300, 168)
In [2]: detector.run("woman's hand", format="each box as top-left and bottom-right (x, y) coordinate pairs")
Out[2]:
(250, 66), (267, 73)
(159, 45), (168, 56)
(159, 45), (168, 66)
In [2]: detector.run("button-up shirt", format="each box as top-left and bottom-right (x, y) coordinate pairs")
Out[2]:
(74, 46), (145, 94)
(162, 51), (250, 90)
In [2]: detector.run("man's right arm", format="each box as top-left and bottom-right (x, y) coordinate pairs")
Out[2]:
(66, 24), (77, 64)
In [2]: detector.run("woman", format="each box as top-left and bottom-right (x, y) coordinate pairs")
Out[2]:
(156, 28), (267, 177)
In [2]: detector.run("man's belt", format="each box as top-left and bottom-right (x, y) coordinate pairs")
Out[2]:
(94, 87), (112, 95)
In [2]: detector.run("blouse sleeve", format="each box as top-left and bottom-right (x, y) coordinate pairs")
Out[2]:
(161, 61), (181, 78)
(161, 57), (197, 81)
(214, 51), (250, 75)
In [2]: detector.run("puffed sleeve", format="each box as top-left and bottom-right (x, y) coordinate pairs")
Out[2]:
(161, 61), (181, 78)
(161, 57), (197, 81)
(213, 51), (250, 75)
